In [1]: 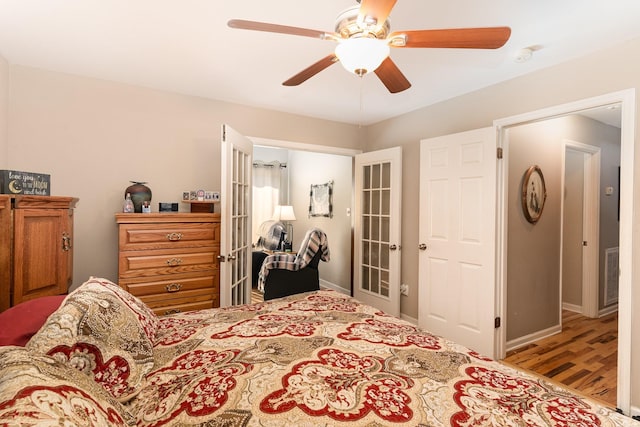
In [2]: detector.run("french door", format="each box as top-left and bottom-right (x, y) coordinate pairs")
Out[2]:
(353, 147), (402, 317)
(219, 124), (252, 306)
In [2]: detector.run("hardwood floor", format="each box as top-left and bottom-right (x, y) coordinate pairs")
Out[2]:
(503, 310), (618, 408)
(251, 287), (263, 304)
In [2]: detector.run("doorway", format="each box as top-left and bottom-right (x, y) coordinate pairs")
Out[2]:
(249, 137), (360, 296)
(562, 141), (609, 319)
(494, 89), (634, 414)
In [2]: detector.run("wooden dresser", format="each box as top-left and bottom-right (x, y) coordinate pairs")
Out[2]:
(115, 213), (220, 316)
(0, 195), (79, 312)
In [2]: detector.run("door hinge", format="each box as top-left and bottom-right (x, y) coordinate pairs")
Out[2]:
(497, 147), (503, 159)
(494, 317), (501, 328)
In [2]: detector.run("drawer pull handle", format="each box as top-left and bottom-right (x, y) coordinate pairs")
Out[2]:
(164, 309), (182, 315)
(166, 232), (183, 241)
(166, 257), (183, 266)
(165, 283), (182, 293)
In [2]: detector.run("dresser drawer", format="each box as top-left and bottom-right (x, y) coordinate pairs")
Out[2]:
(119, 222), (219, 251)
(141, 291), (219, 316)
(119, 247), (218, 279)
(116, 213), (221, 314)
(152, 300), (217, 317)
(121, 275), (216, 298)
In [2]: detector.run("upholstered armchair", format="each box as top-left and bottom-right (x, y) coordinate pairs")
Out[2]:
(258, 228), (330, 300)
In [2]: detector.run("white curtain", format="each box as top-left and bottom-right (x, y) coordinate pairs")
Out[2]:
(252, 161), (284, 244)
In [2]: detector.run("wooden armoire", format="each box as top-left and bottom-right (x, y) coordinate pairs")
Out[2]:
(0, 195), (79, 311)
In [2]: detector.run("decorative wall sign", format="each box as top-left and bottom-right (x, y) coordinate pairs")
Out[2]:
(521, 165), (547, 224)
(309, 181), (333, 218)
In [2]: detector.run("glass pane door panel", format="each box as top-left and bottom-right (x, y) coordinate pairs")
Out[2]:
(362, 267), (370, 291)
(364, 165), (371, 189)
(381, 190), (390, 215)
(372, 164), (381, 188)
(372, 190), (380, 215)
(371, 269), (379, 293)
(363, 216), (370, 239)
(371, 242), (379, 267)
(371, 216), (380, 241)
(381, 245), (389, 269)
(381, 217), (390, 242)
(363, 241), (370, 265)
(363, 191), (371, 215)
(382, 162), (391, 188)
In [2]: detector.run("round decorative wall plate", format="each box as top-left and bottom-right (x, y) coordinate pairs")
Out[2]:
(521, 165), (547, 224)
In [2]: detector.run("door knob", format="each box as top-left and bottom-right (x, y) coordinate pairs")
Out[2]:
(419, 243), (428, 250)
(389, 244), (398, 251)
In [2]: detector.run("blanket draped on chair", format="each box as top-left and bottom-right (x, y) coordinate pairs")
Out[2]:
(258, 228), (330, 292)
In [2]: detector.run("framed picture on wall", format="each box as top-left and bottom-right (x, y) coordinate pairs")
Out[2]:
(521, 165), (547, 224)
(309, 181), (333, 218)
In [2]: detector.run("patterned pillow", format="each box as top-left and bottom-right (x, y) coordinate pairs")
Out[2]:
(84, 276), (160, 344)
(0, 346), (134, 426)
(26, 277), (158, 402)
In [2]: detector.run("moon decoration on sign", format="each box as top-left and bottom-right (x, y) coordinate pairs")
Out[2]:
(8, 180), (22, 194)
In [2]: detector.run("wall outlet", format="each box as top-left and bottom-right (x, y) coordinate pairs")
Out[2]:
(400, 283), (409, 296)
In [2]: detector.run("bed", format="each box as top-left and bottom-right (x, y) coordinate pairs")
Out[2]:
(0, 277), (637, 426)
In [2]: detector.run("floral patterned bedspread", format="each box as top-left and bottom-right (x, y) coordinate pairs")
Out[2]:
(126, 290), (636, 427)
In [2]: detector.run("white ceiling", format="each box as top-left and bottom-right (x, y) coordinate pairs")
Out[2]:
(0, 1), (638, 126)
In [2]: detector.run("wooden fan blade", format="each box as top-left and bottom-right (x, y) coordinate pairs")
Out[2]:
(228, 19), (332, 40)
(391, 27), (511, 49)
(374, 57), (411, 93)
(358, 0), (397, 26)
(283, 54), (339, 86)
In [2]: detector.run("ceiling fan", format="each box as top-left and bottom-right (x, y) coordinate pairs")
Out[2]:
(228, 0), (511, 93)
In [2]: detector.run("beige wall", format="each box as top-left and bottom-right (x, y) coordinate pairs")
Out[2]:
(0, 55), (8, 168)
(6, 65), (363, 290)
(506, 120), (563, 341)
(365, 36), (640, 408)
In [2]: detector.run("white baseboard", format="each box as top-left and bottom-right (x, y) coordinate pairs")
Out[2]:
(506, 324), (562, 352)
(319, 280), (350, 295)
(400, 313), (418, 326)
(562, 302), (582, 313)
(598, 303), (618, 317)
(562, 302), (618, 318)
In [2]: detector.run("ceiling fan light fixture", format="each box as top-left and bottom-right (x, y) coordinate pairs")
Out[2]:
(335, 37), (390, 76)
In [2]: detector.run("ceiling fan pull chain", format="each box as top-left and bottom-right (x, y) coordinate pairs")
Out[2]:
(359, 76), (365, 128)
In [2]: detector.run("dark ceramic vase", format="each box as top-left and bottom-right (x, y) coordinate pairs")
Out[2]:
(125, 181), (152, 213)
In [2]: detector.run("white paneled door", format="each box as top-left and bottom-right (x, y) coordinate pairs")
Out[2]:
(220, 124), (253, 307)
(354, 147), (402, 317)
(418, 128), (497, 357)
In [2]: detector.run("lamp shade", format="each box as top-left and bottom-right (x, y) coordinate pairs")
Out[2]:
(272, 205), (296, 221)
(335, 38), (390, 76)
